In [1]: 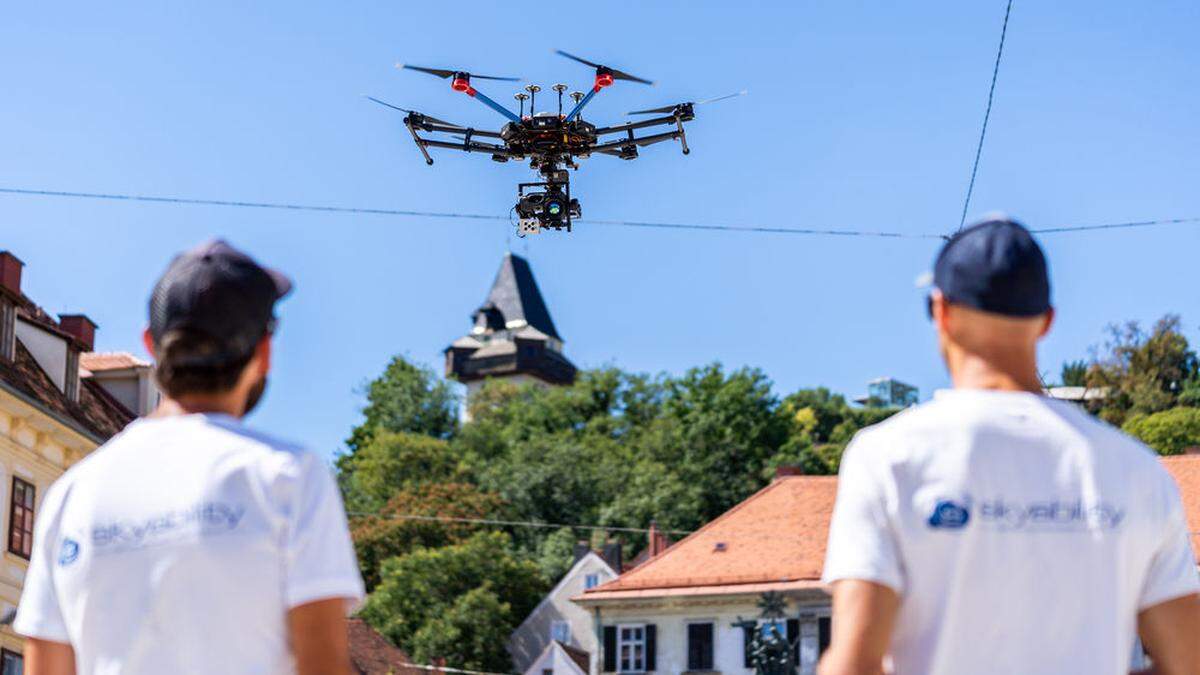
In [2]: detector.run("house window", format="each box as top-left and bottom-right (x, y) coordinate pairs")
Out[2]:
(8, 477), (35, 559)
(687, 622), (714, 671)
(618, 624), (646, 672)
(550, 620), (570, 644)
(584, 573), (600, 589)
(1, 648), (22, 675)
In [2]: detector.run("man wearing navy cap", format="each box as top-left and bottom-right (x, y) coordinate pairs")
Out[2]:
(14, 240), (364, 674)
(819, 218), (1200, 675)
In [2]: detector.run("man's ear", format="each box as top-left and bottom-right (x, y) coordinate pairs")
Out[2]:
(1039, 307), (1056, 338)
(930, 290), (951, 333)
(255, 335), (272, 376)
(142, 329), (157, 358)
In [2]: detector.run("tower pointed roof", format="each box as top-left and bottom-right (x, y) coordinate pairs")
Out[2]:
(475, 252), (561, 341)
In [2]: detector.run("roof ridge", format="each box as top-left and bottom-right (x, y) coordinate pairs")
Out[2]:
(589, 476), (823, 592)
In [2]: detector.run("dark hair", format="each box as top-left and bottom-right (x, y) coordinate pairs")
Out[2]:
(153, 329), (256, 398)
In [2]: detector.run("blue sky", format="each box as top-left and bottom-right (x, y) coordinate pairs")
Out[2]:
(2, 2), (1197, 460)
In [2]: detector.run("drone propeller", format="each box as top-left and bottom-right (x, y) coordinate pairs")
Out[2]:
(554, 50), (655, 86)
(397, 64), (520, 82)
(626, 89), (747, 115)
(363, 96), (466, 129)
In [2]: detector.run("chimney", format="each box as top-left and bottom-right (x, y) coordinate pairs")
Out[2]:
(573, 540), (591, 564)
(646, 520), (672, 558)
(601, 541), (623, 574)
(775, 465), (805, 480)
(59, 314), (98, 352)
(0, 251), (23, 296)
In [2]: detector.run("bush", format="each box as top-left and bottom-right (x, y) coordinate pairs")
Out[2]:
(1123, 408), (1200, 456)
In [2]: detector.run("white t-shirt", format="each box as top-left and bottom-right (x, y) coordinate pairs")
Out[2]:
(14, 413), (365, 675)
(823, 389), (1199, 675)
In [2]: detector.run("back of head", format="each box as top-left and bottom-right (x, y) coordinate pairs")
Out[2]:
(148, 239), (292, 404)
(929, 216), (1054, 391)
(153, 328), (258, 399)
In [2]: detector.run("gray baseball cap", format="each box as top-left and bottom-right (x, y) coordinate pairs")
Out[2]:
(149, 239), (292, 363)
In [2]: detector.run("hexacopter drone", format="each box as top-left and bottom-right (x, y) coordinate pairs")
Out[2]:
(367, 50), (743, 235)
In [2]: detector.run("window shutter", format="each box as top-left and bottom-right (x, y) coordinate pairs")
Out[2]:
(645, 624), (657, 671)
(602, 626), (616, 672)
(787, 619), (800, 666)
(744, 624), (753, 668)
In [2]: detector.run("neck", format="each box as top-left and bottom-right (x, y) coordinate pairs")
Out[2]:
(151, 394), (244, 419)
(947, 348), (1043, 394)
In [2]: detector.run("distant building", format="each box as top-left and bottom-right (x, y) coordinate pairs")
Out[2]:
(574, 469), (837, 675)
(855, 377), (918, 408)
(80, 352), (160, 417)
(0, 249), (135, 671)
(1044, 386), (1109, 404)
(445, 253), (576, 402)
(510, 547), (621, 675)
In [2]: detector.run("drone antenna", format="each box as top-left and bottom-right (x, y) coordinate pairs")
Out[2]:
(524, 84), (541, 115)
(514, 92), (529, 118)
(569, 90), (585, 120)
(552, 83), (568, 116)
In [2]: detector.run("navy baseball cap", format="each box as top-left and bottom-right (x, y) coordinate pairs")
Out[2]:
(149, 239), (292, 361)
(932, 216), (1051, 318)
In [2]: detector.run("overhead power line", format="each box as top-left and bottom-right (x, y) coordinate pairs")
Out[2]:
(1, 185), (1196, 238)
(346, 511), (695, 537)
(0, 186), (935, 239)
(958, 0), (1015, 231)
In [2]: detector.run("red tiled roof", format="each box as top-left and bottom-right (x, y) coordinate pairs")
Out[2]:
(346, 618), (424, 675)
(1160, 455), (1200, 559)
(81, 352), (150, 372)
(0, 341), (133, 441)
(584, 476), (837, 597)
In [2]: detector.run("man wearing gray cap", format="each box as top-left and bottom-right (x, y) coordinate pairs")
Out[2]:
(14, 241), (364, 675)
(819, 218), (1200, 675)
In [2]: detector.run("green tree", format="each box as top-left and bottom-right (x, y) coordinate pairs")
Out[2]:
(360, 531), (545, 672)
(408, 586), (515, 672)
(1061, 360), (1088, 387)
(1089, 315), (1198, 424)
(535, 527), (580, 584)
(351, 482), (505, 590)
(340, 431), (463, 512)
(772, 389), (899, 475)
(1122, 408), (1200, 456)
(1180, 377), (1200, 408)
(346, 356), (458, 454)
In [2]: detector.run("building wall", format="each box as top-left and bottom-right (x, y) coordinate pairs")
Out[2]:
(587, 592), (829, 675)
(511, 554), (618, 674)
(0, 393), (95, 663)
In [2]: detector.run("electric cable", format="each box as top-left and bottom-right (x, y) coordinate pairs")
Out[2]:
(957, 0), (1015, 231)
(4, 186), (1196, 239)
(346, 511), (695, 536)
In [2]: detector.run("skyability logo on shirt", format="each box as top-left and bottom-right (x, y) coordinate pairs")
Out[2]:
(926, 494), (1125, 532)
(928, 499), (971, 529)
(58, 537), (80, 566)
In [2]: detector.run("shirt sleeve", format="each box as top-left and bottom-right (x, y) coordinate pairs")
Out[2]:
(822, 434), (906, 594)
(282, 454), (365, 612)
(1138, 475), (1200, 611)
(13, 480), (71, 643)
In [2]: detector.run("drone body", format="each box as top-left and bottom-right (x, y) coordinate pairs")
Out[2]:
(368, 51), (741, 235)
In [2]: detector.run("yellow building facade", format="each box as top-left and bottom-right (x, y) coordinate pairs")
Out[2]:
(0, 250), (138, 672)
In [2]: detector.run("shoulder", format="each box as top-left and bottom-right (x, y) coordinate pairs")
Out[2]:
(841, 400), (953, 466)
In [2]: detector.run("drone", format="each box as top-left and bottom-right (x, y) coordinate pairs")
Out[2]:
(367, 50), (744, 235)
